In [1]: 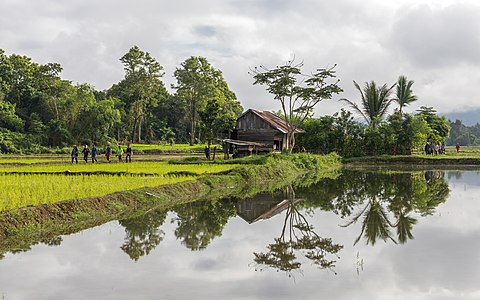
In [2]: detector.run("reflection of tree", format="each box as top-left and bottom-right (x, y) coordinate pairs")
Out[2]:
(253, 186), (343, 276)
(297, 170), (449, 246)
(41, 236), (63, 246)
(172, 200), (236, 250)
(119, 209), (168, 261)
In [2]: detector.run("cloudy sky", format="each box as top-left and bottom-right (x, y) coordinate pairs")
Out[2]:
(1, 0), (480, 119)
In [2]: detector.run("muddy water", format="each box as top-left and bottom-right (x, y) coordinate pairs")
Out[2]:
(0, 169), (479, 300)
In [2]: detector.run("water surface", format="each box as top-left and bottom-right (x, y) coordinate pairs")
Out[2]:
(1, 169), (479, 300)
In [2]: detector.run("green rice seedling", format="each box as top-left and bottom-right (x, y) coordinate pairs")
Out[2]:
(0, 161), (238, 175)
(0, 173), (198, 211)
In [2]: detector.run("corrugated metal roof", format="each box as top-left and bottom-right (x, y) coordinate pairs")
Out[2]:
(244, 109), (304, 134)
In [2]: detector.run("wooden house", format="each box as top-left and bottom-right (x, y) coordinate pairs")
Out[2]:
(224, 109), (303, 156)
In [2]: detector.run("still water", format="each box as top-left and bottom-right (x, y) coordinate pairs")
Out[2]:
(1, 169), (479, 300)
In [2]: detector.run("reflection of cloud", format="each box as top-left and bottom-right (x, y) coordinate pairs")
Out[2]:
(1, 172), (480, 299)
(385, 228), (480, 294)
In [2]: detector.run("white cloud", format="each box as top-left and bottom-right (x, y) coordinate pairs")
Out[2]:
(1, 0), (480, 116)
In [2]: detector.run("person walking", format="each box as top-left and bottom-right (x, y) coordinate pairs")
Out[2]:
(125, 144), (132, 163)
(456, 143), (460, 152)
(117, 144), (123, 162)
(91, 144), (98, 163)
(204, 146), (210, 160)
(71, 145), (79, 164)
(105, 144), (112, 162)
(81, 144), (90, 163)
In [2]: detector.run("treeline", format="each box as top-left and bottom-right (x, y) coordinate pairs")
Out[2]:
(447, 119), (480, 146)
(0, 46), (243, 153)
(297, 80), (451, 157)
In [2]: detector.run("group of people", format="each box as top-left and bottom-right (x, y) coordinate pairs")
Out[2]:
(71, 143), (133, 163)
(424, 142), (446, 155)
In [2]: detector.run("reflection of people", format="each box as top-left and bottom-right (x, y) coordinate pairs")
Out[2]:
(424, 170), (432, 182)
(71, 145), (79, 164)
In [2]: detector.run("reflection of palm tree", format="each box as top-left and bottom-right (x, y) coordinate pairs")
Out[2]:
(342, 198), (396, 246)
(395, 213), (417, 244)
(338, 170), (449, 246)
(254, 186), (343, 275)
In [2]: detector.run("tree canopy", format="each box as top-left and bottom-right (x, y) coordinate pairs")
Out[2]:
(251, 60), (342, 151)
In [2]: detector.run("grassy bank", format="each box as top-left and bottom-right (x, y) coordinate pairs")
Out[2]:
(0, 153), (341, 257)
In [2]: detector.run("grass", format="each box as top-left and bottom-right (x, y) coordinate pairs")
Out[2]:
(0, 158), (239, 211)
(0, 161), (238, 175)
(0, 173), (199, 211)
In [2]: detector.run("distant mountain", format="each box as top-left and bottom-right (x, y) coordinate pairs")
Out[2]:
(442, 109), (480, 126)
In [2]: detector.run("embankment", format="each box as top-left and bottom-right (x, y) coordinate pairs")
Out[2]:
(0, 153), (340, 257)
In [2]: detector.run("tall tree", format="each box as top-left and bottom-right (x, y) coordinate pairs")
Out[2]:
(109, 46), (168, 143)
(198, 79), (243, 146)
(173, 57), (240, 145)
(251, 60), (342, 151)
(394, 75), (418, 114)
(340, 81), (395, 128)
(416, 106), (450, 143)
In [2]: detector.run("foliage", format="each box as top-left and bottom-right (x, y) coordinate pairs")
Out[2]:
(253, 186), (343, 275)
(173, 56), (243, 146)
(340, 80), (395, 128)
(416, 106), (450, 143)
(297, 169), (449, 245)
(119, 208), (168, 261)
(447, 119), (480, 146)
(107, 46), (168, 143)
(297, 109), (365, 156)
(172, 199), (236, 250)
(394, 75), (418, 114)
(251, 60), (342, 151)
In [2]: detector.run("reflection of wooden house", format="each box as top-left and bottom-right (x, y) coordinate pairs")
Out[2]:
(225, 109), (304, 156)
(235, 191), (303, 224)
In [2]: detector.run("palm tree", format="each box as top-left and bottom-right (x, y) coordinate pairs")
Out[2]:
(340, 81), (395, 128)
(394, 75), (418, 114)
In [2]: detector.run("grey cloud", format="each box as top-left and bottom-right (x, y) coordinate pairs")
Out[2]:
(193, 25), (217, 37)
(390, 4), (480, 68)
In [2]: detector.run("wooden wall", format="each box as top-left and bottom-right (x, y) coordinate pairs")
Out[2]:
(236, 111), (287, 150)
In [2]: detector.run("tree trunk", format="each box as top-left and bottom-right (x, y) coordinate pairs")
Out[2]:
(137, 117), (142, 143)
(189, 101), (196, 146)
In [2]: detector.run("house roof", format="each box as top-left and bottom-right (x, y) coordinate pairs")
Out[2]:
(240, 109), (304, 134)
(222, 139), (269, 147)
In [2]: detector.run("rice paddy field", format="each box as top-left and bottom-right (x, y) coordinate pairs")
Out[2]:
(0, 155), (238, 212)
